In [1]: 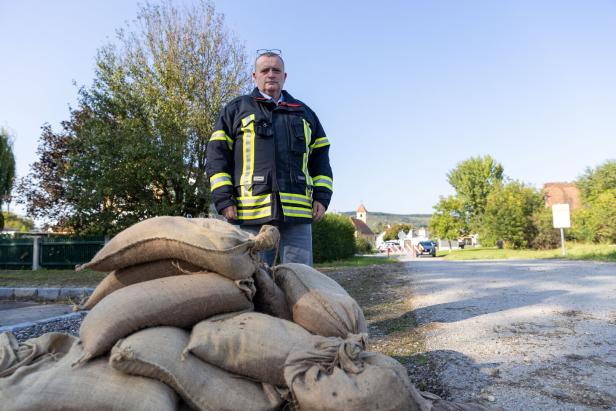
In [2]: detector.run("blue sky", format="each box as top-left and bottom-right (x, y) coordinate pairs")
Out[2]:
(1, 0), (615, 218)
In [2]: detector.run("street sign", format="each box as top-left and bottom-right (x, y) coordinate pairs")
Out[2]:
(397, 231), (406, 240)
(552, 203), (570, 256)
(552, 204), (571, 228)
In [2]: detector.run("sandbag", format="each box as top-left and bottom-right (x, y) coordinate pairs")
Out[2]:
(83, 259), (204, 310)
(77, 273), (254, 364)
(0, 332), (177, 411)
(274, 263), (368, 338)
(110, 326), (283, 411)
(284, 336), (431, 411)
(253, 267), (292, 320)
(0, 332), (75, 378)
(185, 312), (313, 386)
(77, 217), (279, 280)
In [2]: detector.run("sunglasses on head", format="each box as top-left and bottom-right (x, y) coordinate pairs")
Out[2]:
(256, 49), (282, 57)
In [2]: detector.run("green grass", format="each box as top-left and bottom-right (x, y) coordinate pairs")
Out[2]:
(0, 269), (106, 287)
(315, 255), (398, 269)
(439, 242), (616, 262)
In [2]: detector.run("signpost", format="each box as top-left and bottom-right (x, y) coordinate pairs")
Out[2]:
(552, 204), (571, 256)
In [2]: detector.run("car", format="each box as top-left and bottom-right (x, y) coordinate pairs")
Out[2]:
(378, 240), (399, 253)
(415, 240), (436, 257)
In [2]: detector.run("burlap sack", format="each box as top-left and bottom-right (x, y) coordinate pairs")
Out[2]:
(0, 332), (76, 378)
(110, 326), (283, 411)
(274, 263), (368, 338)
(77, 217), (279, 280)
(0, 332), (177, 410)
(83, 259), (204, 310)
(185, 312), (313, 386)
(253, 267), (292, 320)
(77, 273), (254, 364)
(284, 336), (431, 411)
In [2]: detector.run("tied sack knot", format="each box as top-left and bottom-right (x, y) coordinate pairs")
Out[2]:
(253, 225), (280, 252)
(332, 337), (365, 375)
(312, 335), (366, 375)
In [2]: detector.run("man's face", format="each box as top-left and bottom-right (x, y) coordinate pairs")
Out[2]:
(253, 55), (286, 99)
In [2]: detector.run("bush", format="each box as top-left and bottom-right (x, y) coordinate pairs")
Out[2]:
(355, 237), (373, 254)
(312, 214), (356, 263)
(570, 190), (616, 243)
(530, 207), (561, 249)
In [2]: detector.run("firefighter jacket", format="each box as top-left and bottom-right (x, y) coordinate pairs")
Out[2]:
(206, 88), (333, 225)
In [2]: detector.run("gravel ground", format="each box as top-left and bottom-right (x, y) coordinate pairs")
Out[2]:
(10, 313), (86, 343)
(400, 258), (616, 411)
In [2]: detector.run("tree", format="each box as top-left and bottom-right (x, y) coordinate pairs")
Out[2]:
(576, 160), (616, 203)
(429, 195), (466, 249)
(573, 160), (616, 243)
(1, 212), (34, 233)
(447, 155), (504, 230)
(571, 189), (616, 243)
(0, 128), (16, 231)
(480, 181), (543, 249)
(383, 223), (413, 241)
(18, 1), (251, 234)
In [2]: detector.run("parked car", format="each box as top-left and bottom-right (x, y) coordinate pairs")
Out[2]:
(378, 240), (398, 253)
(416, 240), (436, 257)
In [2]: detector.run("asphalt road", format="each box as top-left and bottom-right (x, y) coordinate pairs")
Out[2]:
(400, 258), (616, 411)
(0, 302), (73, 327)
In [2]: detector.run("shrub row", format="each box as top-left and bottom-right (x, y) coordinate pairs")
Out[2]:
(312, 214), (356, 263)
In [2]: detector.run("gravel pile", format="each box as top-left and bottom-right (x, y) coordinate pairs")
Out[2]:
(11, 312), (87, 343)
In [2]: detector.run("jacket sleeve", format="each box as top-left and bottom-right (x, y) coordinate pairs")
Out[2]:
(307, 111), (333, 209)
(206, 106), (236, 214)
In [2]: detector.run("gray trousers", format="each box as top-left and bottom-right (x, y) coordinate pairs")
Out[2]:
(241, 222), (313, 267)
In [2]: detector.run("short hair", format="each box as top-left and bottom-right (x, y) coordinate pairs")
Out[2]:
(254, 52), (285, 71)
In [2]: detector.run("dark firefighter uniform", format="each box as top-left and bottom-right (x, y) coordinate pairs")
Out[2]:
(206, 88), (333, 225)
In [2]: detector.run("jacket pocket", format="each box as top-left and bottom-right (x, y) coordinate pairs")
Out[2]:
(290, 117), (307, 153)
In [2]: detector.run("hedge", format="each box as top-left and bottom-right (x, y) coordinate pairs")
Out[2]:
(312, 213), (356, 263)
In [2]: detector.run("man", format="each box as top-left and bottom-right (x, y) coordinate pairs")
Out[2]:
(206, 50), (333, 266)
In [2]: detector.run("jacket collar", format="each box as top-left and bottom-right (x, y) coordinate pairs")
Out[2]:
(250, 87), (303, 108)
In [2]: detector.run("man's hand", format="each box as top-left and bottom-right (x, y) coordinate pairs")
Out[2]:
(222, 205), (237, 221)
(313, 200), (326, 221)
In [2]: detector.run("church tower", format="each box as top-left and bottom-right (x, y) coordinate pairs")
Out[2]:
(356, 204), (368, 223)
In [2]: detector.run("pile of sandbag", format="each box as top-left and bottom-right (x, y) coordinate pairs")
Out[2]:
(0, 216), (495, 411)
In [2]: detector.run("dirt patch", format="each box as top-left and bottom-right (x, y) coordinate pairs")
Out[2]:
(323, 263), (446, 396)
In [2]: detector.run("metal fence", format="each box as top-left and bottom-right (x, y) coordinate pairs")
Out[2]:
(0, 236), (105, 269)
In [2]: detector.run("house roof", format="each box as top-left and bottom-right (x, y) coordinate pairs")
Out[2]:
(357, 204), (367, 213)
(350, 217), (375, 235)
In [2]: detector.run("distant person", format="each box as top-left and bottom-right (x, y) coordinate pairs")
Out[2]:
(206, 49), (333, 266)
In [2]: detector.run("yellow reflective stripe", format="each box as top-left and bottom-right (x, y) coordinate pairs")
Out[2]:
(209, 172), (232, 191)
(313, 175), (333, 183)
(211, 180), (232, 191)
(282, 205), (312, 218)
(237, 194), (272, 207)
(313, 175), (333, 191)
(210, 130), (233, 149)
(280, 192), (312, 207)
(311, 137), (330, 150)
(240, 114), (255, 197)
(237, 205), (271, 220)
(302, 119), (312, 186)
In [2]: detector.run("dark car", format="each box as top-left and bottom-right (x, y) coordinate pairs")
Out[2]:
(416, 240), (436, 257)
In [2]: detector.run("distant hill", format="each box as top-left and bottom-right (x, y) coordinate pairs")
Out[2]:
(340, 211), (431, 233)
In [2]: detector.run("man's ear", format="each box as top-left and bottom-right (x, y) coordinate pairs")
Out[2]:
(252, 72), (257, 81)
